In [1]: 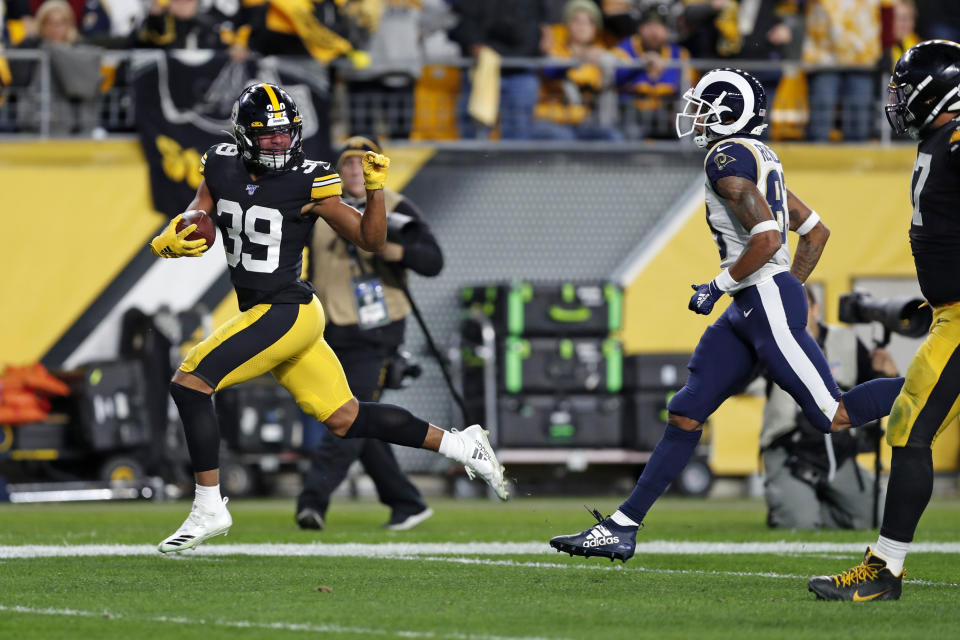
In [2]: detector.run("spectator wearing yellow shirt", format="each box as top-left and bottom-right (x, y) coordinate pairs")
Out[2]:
(534, 0), (623, 140)
(890, 0), (920, 70)
(803, 0), (882, 142)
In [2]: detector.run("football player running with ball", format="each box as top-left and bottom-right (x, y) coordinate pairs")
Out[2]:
(550, 68), (904, 564)
(150, 83), (508, 553)
(808, 40), (960, 601)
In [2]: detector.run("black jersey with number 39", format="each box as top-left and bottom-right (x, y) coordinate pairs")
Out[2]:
(910, 118), (960, 306)
(199, 143), (342, 310)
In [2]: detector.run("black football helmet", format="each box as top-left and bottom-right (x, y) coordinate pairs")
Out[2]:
(232, 83), (303, 172)
(676, 68), (767, 148)
(886, 40), (960, 139)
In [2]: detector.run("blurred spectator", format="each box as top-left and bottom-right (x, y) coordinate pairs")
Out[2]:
(91, 0), (147, 38)
(915, 0), (960, 43)
(420, 0), (459, 60)
(13, 0), (103, 135)
(680, 0), (793, 108)
(803, 0), (882, 142)
(3, 0), (35, 45)
(601, 0), (672, 40)
(135, 0), (227, 49)
(449, 0), (551, 140)
(888, 0), (919, 70)
(679, 0), (737, 58)
(534, 0), (623, 140)
(345, 0), (421, 140)
(79, 0), (113, 37)
(614, 4), (690, 138)
(229, 0), (372, 66)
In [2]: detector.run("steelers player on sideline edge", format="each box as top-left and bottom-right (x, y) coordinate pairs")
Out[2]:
(148, 82), (508, 553)
(808, 40), (960, 601)
(549, 68), (905, 564)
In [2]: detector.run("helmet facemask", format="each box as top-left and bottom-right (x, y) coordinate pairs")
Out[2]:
(237, 122), (303, 171)
(676, 88), (726, 148)
(885, 82), (917, 138)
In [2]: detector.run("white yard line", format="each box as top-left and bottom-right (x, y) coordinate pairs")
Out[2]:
(0, 604), (569, 640)
(406, 556), (959, 588)
(1, 541), (958, 588)
(3, 540), (960, 559)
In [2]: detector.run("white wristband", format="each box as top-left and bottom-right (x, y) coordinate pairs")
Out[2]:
(796, 211), (821, 236)
(749, 220), (780, 236)
(715, 268), (739, 292)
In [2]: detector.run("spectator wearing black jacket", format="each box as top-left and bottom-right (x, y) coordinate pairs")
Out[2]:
(136, 0), (227, 49)
(449, 0), (551, 139)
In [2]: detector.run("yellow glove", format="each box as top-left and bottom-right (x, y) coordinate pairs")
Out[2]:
(362, 151), (390, 191)
(150, 214), (208, 258)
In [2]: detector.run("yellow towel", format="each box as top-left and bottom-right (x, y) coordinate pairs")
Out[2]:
(468, 46), (501, 128)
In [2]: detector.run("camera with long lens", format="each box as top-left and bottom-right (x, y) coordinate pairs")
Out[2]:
(837, 291), (932, 345)
(384, 349), (423, 390)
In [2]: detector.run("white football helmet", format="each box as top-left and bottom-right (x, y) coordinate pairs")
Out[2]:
(676, 68), (768, 148)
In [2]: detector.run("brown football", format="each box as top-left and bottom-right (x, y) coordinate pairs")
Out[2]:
(176, 210), (216, 248)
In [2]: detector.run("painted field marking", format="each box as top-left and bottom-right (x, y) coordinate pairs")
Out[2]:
(406, 556), (959, 588)
(0, 604), (569, 640)
(3, 540), (960, 559)
(0, 541), (958, 588)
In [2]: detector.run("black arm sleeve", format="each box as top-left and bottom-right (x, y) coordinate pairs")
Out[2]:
(393, 199), (444, 277)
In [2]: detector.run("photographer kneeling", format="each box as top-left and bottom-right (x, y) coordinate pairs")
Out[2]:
(296, 136), (443, 531)
(762, 288), (899, 529)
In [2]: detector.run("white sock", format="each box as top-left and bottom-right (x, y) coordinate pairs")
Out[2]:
(611, 510), (640, 528)
(873, 536), (909, 576)
(194, 483), (222, 510)
(438, 430), (468, 464)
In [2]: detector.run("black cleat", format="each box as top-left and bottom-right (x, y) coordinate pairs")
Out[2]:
(549, 507), (638, 563)
(808, 547), (904, 601)
(296, 508), (325, 531)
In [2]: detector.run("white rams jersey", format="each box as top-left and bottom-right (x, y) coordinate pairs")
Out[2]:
(703, 137), (791, 293)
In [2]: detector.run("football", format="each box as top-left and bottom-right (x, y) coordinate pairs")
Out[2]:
(176, 209), (216, 248)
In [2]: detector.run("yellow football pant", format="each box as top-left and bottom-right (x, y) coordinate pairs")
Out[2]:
(179, 297), (354, 421)
(887, 302), (960, 447)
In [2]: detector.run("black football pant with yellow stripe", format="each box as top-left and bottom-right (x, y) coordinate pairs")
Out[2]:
(297, 344), (426, 518)
(881, 302), (960, 543)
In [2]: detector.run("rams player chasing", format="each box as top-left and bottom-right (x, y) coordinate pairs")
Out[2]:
(149, 83), (508, 553)
(550, 69), (904, 564)
(809, 40), (960, 601)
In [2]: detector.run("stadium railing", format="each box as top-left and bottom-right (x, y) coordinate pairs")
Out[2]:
(0, 49), (899, 145)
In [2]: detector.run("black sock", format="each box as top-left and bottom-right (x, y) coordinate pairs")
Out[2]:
(341, 402), (429, 448)
(170, 382), (221, 472)
(879, 445), (934, 543)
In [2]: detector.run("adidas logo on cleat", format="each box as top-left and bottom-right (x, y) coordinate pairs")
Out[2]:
(582, 526), (619, 548)
(583, 536), (619, 548)
(471, 446), (489, 462)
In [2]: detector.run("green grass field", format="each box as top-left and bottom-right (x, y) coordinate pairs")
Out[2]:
(1, 496), (958, 639)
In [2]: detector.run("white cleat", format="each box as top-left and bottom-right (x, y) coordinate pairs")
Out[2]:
(158, 497), (232, 554)
(457, 424), (509, 500)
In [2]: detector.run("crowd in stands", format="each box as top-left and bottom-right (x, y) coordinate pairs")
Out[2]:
(0, 0), (954, 141)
